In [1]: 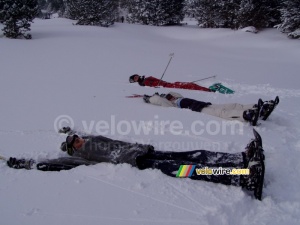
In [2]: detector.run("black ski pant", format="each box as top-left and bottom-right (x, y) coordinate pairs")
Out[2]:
(136, 150), (246, 186)
(179, 98), (211, 112)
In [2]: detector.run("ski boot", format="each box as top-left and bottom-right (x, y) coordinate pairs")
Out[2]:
(243, 99), (262, 126)
(259, 96), (280, 120)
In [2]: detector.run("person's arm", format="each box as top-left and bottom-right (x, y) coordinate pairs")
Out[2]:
(144, 94), (174, 107)
(58, 127), (93, 138)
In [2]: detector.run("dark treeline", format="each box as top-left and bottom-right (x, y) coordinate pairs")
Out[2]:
(0, 0), (299, 39)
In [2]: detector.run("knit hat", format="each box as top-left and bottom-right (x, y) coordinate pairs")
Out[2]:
(129, 74), (139, 83)
(64, 135), (79, 156)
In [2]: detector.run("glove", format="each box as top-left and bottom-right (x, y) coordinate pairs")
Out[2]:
(59, 127), (71, 134)
(7, 157), (34, 170)
(143, 95), (151, 103)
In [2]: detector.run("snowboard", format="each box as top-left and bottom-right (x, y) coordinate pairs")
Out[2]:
(251, 129), (265, 200)
(209, 83), (235, 94)
(260, 96), (280, 120)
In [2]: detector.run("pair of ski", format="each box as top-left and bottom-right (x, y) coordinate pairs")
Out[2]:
(251, 96), (280, 126)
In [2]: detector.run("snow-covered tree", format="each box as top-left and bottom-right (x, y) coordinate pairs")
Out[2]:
(237, 0), (274, 28)
(278, 0), (300, 38)
(66, 0), (118, 27)
(0, 0), (38, 39)
(126, 0), (185, 26)
(185, 0), (221, 28)
(0, 1), (5, 23)
(217, 0), (240, 29)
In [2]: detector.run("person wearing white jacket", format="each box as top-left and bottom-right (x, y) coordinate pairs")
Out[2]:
(143, 92), (266, 126)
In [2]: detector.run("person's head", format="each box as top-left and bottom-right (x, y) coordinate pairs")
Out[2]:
(165, 93), (176, 101)
(62, 135), (85, 155)
(129, 74), (140, 83)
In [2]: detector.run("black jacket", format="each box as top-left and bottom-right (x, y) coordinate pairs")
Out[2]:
(72, 135), (153, 167)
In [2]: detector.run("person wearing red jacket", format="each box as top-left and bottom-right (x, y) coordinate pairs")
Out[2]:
(129, 74), (213, 92)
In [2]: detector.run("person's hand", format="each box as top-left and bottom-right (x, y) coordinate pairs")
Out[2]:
(59, 127), (71, 134)
(143, 95), (151, 103)
(7, 157), (34, 169)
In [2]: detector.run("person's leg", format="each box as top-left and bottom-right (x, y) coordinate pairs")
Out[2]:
(146, 150), (245, 168)
(201, 103), (254, 122)
(136, 158), (241, 186)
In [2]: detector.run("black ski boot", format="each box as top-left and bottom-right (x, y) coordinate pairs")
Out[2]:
(243, 99), (262, 126)
(259, 96), (280, 120)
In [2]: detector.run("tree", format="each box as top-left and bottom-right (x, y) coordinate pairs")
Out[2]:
(0, 0), (38, 39)
(237, 0), (274, 29)
(279, 0), (300, 38)
(0, 1), (4, 23)
(126, 0), (185, 26)
(185, 0), (222, 28)
(217, 0), (240, 29)
(66, 0), (118, 27)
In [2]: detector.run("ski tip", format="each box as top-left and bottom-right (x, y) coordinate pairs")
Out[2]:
(253, 128), (260, 139)
(252, 129), (263, 147)
(275, 96), (280, 104)
(0, 155), (7, 161)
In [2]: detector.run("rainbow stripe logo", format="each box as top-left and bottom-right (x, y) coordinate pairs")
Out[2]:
(176, 165), (196, 178)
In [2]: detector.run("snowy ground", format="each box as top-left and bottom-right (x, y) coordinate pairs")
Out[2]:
(1, 18), (300, 225)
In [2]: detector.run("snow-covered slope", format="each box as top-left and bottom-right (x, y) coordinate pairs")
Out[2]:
(0, 18), (300, 225)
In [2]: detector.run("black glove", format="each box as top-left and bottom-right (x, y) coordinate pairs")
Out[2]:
(143, 95), (151, 103)
(7, 157), (34, 170)
(59, 127), (71, 134)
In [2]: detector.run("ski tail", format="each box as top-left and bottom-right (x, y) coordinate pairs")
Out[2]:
(261, 96), (280, 121)
(126, 94), (144, 98)
(252, 129), (265, 200)
(0, 155), (7, 161)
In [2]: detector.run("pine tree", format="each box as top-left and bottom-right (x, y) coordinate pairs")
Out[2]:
(0, 0), (38, 39)
(66, 0), (118, 27)
(237, 0), (273, 29)
(0, 1), (5, 23)
(279, 0), (300, 38)
(126, 0), (184, 26)
(185, 0), (221, 28)
(217, 0), (240, 29)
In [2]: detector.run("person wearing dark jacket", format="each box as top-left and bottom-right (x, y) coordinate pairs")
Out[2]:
(129, 74), (212, 92)
(5, 127), (265, 199)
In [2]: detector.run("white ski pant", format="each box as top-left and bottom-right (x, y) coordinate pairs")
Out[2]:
(201, 103), (254, 122)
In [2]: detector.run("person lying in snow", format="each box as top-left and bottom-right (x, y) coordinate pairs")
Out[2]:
(6, 127), (265, 200)
(143, 92), (279, 126)
(129, 74), (212, 92)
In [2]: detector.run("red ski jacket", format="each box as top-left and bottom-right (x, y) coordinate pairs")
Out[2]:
(140, 76), (212, 92)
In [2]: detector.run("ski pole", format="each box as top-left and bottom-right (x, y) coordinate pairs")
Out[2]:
(190, 75), (217, 83)
(156, 53), (175, 87)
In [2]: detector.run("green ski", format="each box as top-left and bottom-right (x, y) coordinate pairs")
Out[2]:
(209, 83), (235, 94)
